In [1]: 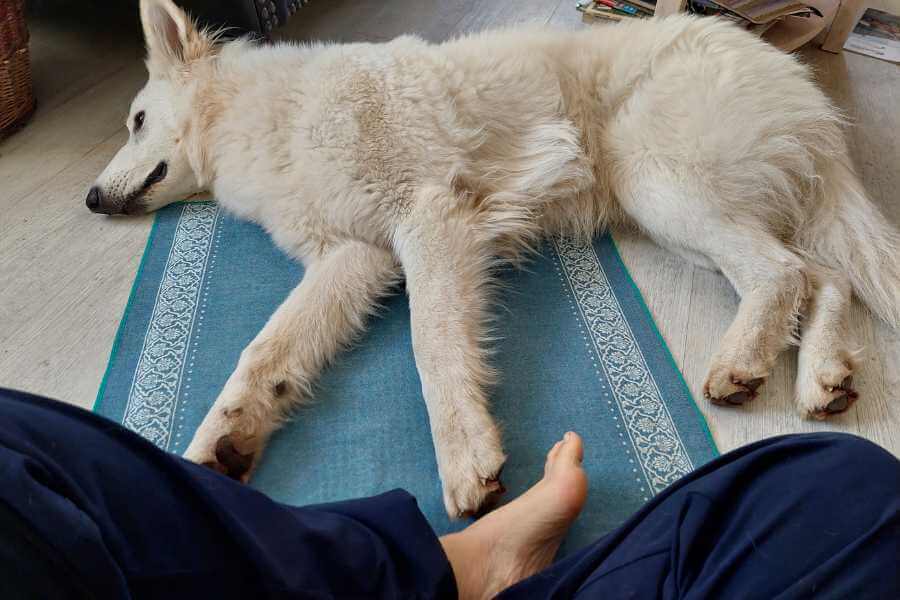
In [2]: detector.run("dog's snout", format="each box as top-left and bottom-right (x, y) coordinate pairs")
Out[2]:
(86, 186), (102, 212)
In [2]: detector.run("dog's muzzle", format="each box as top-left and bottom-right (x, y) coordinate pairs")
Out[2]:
(86, 161), (167, 215)
(85, 186), (129, 215)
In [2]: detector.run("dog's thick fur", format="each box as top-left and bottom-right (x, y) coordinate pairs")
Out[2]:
(91, 0), (900, 517)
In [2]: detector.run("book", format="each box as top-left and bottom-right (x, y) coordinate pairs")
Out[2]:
(707, 0), (822, 24)
(595, 0), (642, 17)
(619, 0), (655, 16)
(577, 0), (648, 21)
(580, 5), (628, 22)
(624, 0), (657, 12)
(843, 8), (900, 64)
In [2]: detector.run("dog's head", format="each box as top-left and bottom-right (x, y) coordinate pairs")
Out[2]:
(87, 0), (215, 215)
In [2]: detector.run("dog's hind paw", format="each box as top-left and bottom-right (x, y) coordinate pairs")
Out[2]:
(704, 370), (767, 407)
(796, 355), (859, 419)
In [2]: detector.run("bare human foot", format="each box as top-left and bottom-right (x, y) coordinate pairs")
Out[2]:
(440, 432), (588, 599)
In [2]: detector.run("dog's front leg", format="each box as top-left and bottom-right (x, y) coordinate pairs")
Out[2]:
(395, 193), (508, 518)
(184, 241), (400, 480)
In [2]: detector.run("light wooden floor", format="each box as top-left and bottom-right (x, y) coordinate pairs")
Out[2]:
(1, 1), (898, 455)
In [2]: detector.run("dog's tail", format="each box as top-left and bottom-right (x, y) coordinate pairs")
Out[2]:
(804, 158), (900, 328)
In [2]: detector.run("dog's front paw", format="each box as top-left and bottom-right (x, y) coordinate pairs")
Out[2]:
(185, 426), (261, 482)
(438, 430), (507, 519)
(183, 381), (280, 481)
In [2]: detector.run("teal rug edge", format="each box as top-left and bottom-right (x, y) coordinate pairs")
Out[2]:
(92, 210), (164, 414)
(606, 238), (720, 457)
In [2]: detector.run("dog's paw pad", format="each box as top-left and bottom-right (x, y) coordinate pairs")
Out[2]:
(807, 376), (858, 420)
(719, 390), (750, 405)
(207, 434), (255, 481)
(705, 375), (766, 407)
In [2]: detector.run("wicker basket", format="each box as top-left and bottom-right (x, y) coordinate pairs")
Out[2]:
(1, 0), (35, 137)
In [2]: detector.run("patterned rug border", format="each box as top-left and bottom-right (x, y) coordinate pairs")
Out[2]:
(93, 209), (163, 415)
(121, 203), (220, 447)
(555, 236), (697, 498)
(603, 239), (719, 458)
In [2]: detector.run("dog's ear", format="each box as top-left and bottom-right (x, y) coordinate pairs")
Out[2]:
(140, 0), (211, 72)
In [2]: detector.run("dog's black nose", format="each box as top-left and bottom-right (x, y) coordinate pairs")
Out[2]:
(86, 186), (102, 212)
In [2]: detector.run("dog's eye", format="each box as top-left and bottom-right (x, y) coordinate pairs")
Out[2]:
(133, 110), (145, 132)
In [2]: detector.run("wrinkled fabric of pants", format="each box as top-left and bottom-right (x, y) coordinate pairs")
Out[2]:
(0, 388), (897, 599)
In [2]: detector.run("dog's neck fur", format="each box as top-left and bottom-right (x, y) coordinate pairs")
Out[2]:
(185, 41), (285, 189)
(184, 40), (320, 194)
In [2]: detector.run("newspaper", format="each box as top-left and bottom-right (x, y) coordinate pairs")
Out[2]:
(843, 8), (900, 64)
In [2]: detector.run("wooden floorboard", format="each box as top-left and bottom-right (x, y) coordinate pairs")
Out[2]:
(0, 65), (147, 207)
(25, 13), (144, 115)
(1, 1), (897, 455)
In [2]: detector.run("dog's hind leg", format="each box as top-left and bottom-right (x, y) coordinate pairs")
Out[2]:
(796, 267), (860, 419)
(698, 234), (809, 407)
(617, 178), (809, 408)
(184, 241), (400, 480)
(394, 186), (508, 519)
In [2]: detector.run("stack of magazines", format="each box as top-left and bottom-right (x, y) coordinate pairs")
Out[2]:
(576, 0), (654, 22)
(689, 0), (822, 32)
(577, 0), (821, 30)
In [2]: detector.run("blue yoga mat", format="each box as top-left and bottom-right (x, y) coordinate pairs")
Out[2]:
(95, 201), (717, 555)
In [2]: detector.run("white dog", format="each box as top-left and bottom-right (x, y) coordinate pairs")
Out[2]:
(89, 0), (900, 517)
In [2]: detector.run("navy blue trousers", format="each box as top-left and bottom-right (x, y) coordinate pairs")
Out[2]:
(0, 388), (897, 599)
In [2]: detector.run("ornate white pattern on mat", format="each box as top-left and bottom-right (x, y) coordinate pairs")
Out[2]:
(122, 203), (219, 447)
(554, 236), (693, 494)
